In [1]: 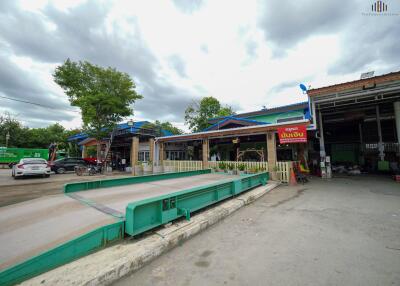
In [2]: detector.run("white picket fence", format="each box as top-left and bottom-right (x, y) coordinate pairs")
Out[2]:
(208, 161), (269, 172)
(276, 161), (292, 183)
(162, 160), (293, 183)
(162, 160), (203, 172)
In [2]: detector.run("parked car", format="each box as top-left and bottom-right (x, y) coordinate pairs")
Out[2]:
(50, 157), (87, 174)
(83, 157), (98, 165)
(12, 158), (51, 179)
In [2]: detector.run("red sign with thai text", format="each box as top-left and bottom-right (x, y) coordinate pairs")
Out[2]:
(277, 125), (307, 143)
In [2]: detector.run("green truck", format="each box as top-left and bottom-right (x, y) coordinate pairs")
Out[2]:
(0, 147), (49, 167)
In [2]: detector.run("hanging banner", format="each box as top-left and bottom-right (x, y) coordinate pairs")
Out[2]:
(277, 125), (307, 143)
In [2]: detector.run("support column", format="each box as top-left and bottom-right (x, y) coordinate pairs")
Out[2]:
(376, 105), (385, 161)
(159, 142), (165, 164)
(311, 101), (316, 125)
(359, 122), (364, 165)
(149, 138), (155, 172)
(266, 132), (277, 180)
(318, 110), (328, 178)
(149, 138), (155, 163)
(130, 136), (139, 175)
(202, 138), (209, 169)
(394, 102), (400, 155)
(81, 145), (87, 158)
(318, 111), (326, 158)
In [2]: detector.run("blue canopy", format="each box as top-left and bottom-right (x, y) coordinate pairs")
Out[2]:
(68, 121), (173, 142)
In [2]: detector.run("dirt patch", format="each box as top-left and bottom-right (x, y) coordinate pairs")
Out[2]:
(200, 250), (214, 258)
(194, 260), (210, 268)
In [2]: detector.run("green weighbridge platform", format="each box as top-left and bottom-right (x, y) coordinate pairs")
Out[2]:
(0, 169), (269, 285)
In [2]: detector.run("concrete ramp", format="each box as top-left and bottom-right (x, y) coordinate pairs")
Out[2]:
(0, 170), (268, 285)
(73, 173), (238, 214)
(0, 195), (116, 271)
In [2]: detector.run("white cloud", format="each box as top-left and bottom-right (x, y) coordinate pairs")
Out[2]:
(0, 0), (397, 129)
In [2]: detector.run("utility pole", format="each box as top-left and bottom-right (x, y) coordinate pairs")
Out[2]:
(5, 131), (10, 148)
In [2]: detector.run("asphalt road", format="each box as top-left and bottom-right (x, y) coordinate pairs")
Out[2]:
(0, 169), (129, 207)
(115, 175), (400, 286)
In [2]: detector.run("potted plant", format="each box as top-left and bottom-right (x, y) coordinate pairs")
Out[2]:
(227, 163), (234, 175)
(134, 161), (144, 176)
(249, 166), (258, 174)
(143, 160), (153, 173)
(219, 162), (227, 173)
(210, 165), (217, 173)
(238, 163), (246, 175)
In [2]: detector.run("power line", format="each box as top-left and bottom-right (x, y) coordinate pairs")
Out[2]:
(0, 95), (80, 113)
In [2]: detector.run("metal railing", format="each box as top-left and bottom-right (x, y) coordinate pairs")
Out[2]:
(363, 142), (399, 153)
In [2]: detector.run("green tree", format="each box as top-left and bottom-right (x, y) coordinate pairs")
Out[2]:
(156, 120), (183, 135)
(25, 123), (66, 149)
(184, 96), (234, 132)
(0, 113), (29, 148)
(53, 59), (142, 158)
(142, 120), (183, 136)
(0, 113), (81, 155)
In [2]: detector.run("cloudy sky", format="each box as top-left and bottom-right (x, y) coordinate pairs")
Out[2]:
(0, 0), (399, 131)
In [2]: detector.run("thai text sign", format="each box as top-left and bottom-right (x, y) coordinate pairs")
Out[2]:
(277, 125), (307, 143)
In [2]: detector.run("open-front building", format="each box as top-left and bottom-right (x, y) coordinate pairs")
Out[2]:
(155, 119), (310, 182)
(67, 70), (400, 181)
(308, 71), (400, 177)
(68, 121), (175, 174)
(67, 103), (312, 181)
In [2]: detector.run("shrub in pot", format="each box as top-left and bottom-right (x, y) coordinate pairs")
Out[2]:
(227, 163), (234, 175)
(238, 163), (246, 175)
(219, 162), (227, 173)
(143, 161), (153, 173)
(134, 162), (143, 176)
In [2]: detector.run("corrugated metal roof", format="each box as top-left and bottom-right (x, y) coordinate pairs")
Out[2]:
(208, 101), (309, 124)
(203, 116), (269, 131)
(67, 121), (173, 141)
(307, 71), (400, 96)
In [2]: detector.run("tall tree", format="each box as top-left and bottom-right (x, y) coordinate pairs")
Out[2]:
(0, 112), (81, 155)
(54, 59), (142, 159)
(142, 120), (183, 136)
(184, 96), (234, 132)
(156, 120), (183, 135)
(0, 112), (29, 148)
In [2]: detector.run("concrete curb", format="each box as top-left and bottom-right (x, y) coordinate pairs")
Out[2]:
(21, 181), (280, 286)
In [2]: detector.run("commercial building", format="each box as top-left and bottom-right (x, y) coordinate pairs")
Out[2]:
(68, 121), (175, 173)
(308, 71), (400, 176)
(68, 70), (400, 179)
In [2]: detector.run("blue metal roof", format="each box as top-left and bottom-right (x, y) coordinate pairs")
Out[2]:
(203, 116), (269, 132)
(116, 121), (147, 130)
(68, 121), (173, 142)
(68, 132), (88, 141)
(208, 101), (310, 122)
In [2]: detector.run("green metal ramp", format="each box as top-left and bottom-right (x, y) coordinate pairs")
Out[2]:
(0, 169), (268, 285)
